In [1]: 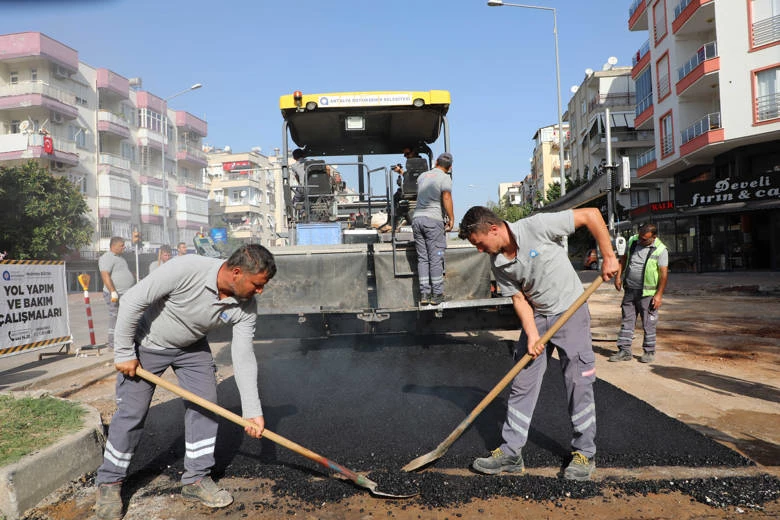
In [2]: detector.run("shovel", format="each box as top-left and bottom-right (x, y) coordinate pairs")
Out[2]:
(135, 367), (417, 498)
(402, 276), (604, 472)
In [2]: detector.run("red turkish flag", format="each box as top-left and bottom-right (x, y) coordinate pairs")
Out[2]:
(43, 136), (54, 154)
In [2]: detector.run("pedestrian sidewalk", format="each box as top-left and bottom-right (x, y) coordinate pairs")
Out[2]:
(1, 271), (779, 393)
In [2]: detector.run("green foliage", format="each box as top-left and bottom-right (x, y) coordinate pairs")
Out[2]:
(545, 181), (561, 204)
(0, 161), (93, 260)
(0, 394), (85, 467)
(486, 200), (533, 222)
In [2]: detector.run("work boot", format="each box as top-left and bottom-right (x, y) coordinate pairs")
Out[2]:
(639, 351), (655, 363)
(564, 451), (595, 481)
(608, 349), (632, 362)
(95, 482), (123, 520)
(419, 292), (431, 306)
(472, 447), (525, 475)
(182, 476), (233, 508)
(430, 293), (445, 306)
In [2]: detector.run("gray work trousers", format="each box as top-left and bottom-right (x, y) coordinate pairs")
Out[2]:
(617, 287), (658, 353)
(500, 304), (597, 459)
(102, 291), (119, 349)
(412, 216), (446, 296)
(96, 341), (219, 485)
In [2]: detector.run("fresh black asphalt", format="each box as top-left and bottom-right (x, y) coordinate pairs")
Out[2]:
(121, 334), (778, 508)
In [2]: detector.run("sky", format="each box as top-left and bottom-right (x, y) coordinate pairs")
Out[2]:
(2, 0), (647, 221)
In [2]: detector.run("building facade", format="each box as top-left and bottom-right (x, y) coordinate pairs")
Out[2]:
(0, 32), (209, 256)
(628, 0), (780, 271)
(205, 149), (285, 247)
(530, 123), (570, 205)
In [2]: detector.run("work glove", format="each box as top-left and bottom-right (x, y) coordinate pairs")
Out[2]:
(110, 291), (119, 303)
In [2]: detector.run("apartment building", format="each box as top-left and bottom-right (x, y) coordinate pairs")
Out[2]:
(205, 149), (284, 247)
(498, 181), (527, 206)
(566, 64), (658, 218)
(628, 0), (779, 271)
(0, 32), (209, 256)
(530, 122), (570, 205)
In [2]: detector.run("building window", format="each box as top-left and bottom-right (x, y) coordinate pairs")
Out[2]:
(636, 68), (654, 115)
(751, 0), (780, 48)
(754, 65), (780, 122)
(653, 0), (668, 45)
(9, 71), (18, 85)
(660, 111), (674, 158)
(30, 68), (37, 82)
(656, 53), (671, 101)
(10, 120), (21, 133)
(137, 108), (163, 133)
(631, 189), (650, 208)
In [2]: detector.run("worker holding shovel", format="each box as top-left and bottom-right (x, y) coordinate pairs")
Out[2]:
(95, 244), (276, 520)
(457, 206), (618, 481)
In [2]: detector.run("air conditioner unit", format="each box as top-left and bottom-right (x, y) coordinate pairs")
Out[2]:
(51, 112), (64, 124)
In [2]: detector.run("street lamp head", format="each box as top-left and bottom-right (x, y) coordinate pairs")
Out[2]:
(487, 0), (504, 5)
(190, 83), (203, 91)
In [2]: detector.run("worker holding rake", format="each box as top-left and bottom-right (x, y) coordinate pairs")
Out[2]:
(94, 244), (276, 520)
(458, 206), (618, 481)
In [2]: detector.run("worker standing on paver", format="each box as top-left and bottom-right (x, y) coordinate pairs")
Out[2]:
(95, 244), (276, 520)
(458, 206), (618, 481)
(610, 223), (668, 364)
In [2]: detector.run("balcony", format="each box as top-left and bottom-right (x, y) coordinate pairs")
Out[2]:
(588, 129), (654, 154)
(0, 133), (78, 165)
(98, 153), (131, 175)
(0, 33), (78, 72)
(96, 69), (129, 99)
(176, 193), (209, 229)
(176, 143), (207, 167)
(636, 148), (657, 177)
(0, 81), (79, 119)
(635, 93), (654, 129)
(752, 14), (780, 49)
(588, 93), (636, 112)
(97, 110), (131, 139)
(680, 112), (724, 156)
(672, 0), (715, 36)
(631, 40), (651, 79)
(756, 92), (780, 123)
(676, 42), (719, 96)
(175, 111), (207, 137)
(628, 0), (648, 31)
(137, 127), (165, 150)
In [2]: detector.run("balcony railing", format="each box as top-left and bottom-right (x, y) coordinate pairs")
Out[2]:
(176, 143), (207, 161)
(636, 92), (654, 116)
(681, 112), (721, 144)
(0, 81), (76, 106)
(658, 74), (670, 99)
(752, 14), (780, 47)
(99, 153), (131, 171)
(637, 148), (656, 169)
(677, 41), (718, 81)
(756, 92), (780, 122)
(629, 0), (644, 18)
(632, 39), (650, 67)
(673, 0), (692, 21)
(97, 110), (130, 127)
(588, 93), (636, 112)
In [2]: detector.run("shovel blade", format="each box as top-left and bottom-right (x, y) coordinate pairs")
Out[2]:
(401, 447), (445, 472)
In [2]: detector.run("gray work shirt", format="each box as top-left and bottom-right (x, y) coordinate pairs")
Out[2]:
(98, 252), (135, 294)
(625, 243), (669, 290)
(113, 255), (263, 417)
(413, 167), (452, 221)
(491, 211), (583, 315)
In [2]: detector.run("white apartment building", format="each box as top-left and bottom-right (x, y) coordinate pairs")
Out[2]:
(530, 123), (570, 206)
(205, 149), (285, 247)
(0, 32), (209, 257)
(628, 0), (779, 271)
(566, 65), (658, 216)
(497, 181), (526, 206)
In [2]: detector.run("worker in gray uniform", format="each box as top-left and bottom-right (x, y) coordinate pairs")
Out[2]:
(95, 244), (276, 520)
(458, 206), (618, 481)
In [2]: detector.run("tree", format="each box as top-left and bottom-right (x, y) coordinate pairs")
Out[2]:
(545, 181), (561, 204)
(486, 199), (533, 222)
(0, 161), (93, 260)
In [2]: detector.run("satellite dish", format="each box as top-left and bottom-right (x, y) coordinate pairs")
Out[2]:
(224, 145), (231, 153)
(240, 190), (247, 197)
(251, 146), (261, 153)
(18, 120), (30, 133)
(570, 86), (579, 93)
(608, 56), (618, 65)
(585, 68), (594, 76)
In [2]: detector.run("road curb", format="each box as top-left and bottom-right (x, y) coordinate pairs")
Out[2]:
(0, 396), (104, 520)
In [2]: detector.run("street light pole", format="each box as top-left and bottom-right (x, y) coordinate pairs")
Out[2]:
(487, 0), (566, 196)
(161, 83), (202, 245)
